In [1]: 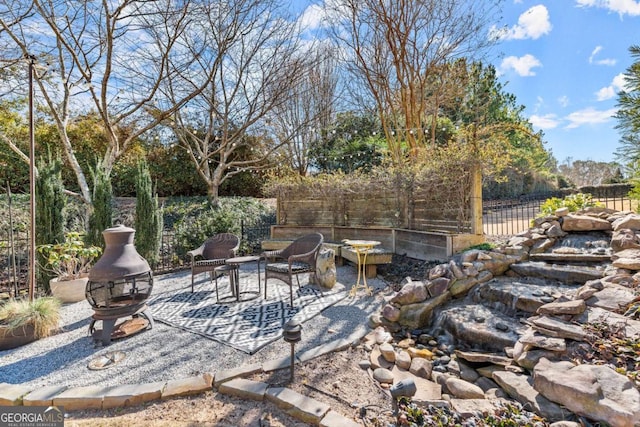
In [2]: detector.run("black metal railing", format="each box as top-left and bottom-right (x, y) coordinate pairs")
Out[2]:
(241, 212), (277, 255)
(483, 186), (637, 236)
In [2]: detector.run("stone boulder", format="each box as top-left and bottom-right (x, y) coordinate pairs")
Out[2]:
(315, 248), (336, 289)
(612, 213), (640, 231)
(561, 215), (612, 232)
(390, 279), (428, 305)
(533, 358), (640, 427)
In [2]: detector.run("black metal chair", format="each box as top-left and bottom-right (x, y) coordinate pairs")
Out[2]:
(261, 233), (324, 305)
(187, 233), (240, 292)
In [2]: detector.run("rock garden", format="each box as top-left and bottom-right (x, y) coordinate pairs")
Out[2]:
(363, 206), (640, 426)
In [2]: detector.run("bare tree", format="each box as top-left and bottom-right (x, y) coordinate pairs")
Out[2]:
(0, 0), (211, 206)
(165, 0), (308, 203)
(270, 45), (338, 175)
(327, 0), (501, 163)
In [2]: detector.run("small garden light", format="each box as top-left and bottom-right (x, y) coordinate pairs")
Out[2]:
(282, 318), (302, 382)
(390, 378), (416, 415)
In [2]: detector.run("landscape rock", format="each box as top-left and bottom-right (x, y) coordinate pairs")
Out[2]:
(381, 304), (400, 322)
(561, 214), (612, 232)
(315, 248), (336, 289)
(533, 358), (640, 427)
(444, 377), (485, 399)
(536, 299), (586, 316)
(409, 357), (433, 380)
(390, 280), (428, 305)
(379, 343), (395, 363)
(372, 368), (394, 384)
(395, 350), (412, 370)
(397, 292), (450, 329)
(492, 370), (565, 421)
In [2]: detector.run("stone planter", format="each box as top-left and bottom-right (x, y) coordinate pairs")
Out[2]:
(0, 324), (37, 350)
(50, 275), (89, 304)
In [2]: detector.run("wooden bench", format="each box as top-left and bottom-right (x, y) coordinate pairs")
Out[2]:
(340, 246), (393, 278)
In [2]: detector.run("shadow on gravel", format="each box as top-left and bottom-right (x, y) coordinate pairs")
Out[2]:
(0, 336), (98, 383)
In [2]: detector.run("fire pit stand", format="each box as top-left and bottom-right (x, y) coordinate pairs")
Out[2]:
(88, 303), (154, 346)
(86, 225), (155, 346)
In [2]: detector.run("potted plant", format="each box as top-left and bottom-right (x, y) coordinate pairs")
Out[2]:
(0, 297), (61, 350)
(38, 232), (102, 303)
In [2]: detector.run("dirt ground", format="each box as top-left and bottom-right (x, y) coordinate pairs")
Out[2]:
(65, 345), (394, 427)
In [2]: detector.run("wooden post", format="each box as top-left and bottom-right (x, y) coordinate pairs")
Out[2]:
(470, 165), (483, 235)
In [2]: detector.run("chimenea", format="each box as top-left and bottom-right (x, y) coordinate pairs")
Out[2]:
(86, 225), (154, 345)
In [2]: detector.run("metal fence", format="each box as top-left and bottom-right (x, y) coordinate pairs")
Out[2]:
(1, 214), (278, 298)
(483, 185), (637, 236)
(2, 187), (635, 295)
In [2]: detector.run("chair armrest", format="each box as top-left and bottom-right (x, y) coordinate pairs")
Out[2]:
(287, 246), (320, 265)
(261, 249), (284, 261)
(187, 244), (205, 260)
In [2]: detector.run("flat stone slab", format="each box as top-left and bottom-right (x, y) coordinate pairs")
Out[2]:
(102, 382), (164, 409)
(162, 373), (213, 399)
(455, 350), (513, 366)
(510, 261), (604, 284)
(265, 386), (331, 425)
(218, 378), (268, 401)
(528, 315), (589, 341)
(320, 410), (361, 427)
(298, 338), (351, 363)
(214, 363), (262, 388)
(0, 383), (33, 405)
(262, 356), (292, 373)
(449, 399), (500, 418)
(52, 385), (106, 411)
(23, 385), (68, 406)
(391, 366), (442, 402)
(492, 370), (565, 421)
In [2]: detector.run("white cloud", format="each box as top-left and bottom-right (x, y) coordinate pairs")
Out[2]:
(499, 54), (542, 76)
(299, 4), (325, 31)
(564, 107), (617, 128)
(530, 114), (560, 129)
(576, 0), (640, 16)
(595, 73), (627, 100)
(491, 5), (552, 40)
(595, 86), (616, 100)
(558, 96), (570, 107)
(588, 46), (617, 66)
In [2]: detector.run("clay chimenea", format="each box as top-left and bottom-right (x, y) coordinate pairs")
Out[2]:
(86, 225), (154, 345)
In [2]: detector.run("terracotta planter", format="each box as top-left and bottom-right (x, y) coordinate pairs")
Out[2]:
(0, 324), (37, 350)
(50, 275), (89, 304)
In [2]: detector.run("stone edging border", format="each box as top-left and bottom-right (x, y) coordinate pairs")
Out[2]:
(0, 328), (371, 427)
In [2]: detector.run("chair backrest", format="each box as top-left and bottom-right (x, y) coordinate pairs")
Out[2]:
(202, 233), (240, 260)
(281, 233), (324, 258)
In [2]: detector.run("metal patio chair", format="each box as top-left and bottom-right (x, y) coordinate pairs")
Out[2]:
(261, 233), (324, 305)
(187, 233), (240, 292)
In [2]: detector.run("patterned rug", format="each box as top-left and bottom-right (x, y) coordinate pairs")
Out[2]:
(148, 277), (347, 354)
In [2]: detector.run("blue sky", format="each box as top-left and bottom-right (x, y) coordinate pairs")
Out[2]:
(296, 0), (639, 165)
(493, 1), (639, 165)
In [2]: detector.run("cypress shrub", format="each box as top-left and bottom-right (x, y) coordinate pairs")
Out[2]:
(134, 159), (163, 267)
(87, 161), (113, 249)
(35, 156), (66, 292)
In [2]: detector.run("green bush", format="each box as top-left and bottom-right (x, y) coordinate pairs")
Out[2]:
(537, 193), (602, 217)
(35, 156), (66, 292)
(170, 197), (274, 259)
(134, 160), (163, 267)
(87, 162), (113, 249)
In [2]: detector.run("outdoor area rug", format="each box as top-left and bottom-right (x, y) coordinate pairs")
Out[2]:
(148, 277), (347, 354)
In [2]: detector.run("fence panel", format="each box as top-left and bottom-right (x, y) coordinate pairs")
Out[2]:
(241, 213), (277, 254)
(483, 186), (637, 236)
